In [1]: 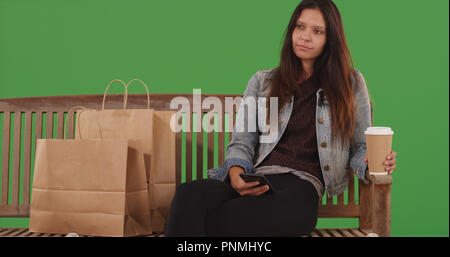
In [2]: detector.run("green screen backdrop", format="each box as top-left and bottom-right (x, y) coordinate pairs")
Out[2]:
(0, 0), (448, 237)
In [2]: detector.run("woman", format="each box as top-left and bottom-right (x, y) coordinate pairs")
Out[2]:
(164, 0), (398, 237)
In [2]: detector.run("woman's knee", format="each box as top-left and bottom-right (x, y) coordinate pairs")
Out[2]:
(290, 204), (319, 235)
(278, 187), (320, 235)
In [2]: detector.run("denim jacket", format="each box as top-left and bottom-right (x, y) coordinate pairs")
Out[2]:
(207, 68), (372, 198)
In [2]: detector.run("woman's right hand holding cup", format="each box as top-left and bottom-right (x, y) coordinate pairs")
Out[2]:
(228, 166), (269, 196)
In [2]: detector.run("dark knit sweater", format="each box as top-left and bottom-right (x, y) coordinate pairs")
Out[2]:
(258, 78), (325, 186)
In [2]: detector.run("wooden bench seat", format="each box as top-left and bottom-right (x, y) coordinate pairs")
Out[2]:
(0, 93), (392, 237)
(0, 227), (374, 237)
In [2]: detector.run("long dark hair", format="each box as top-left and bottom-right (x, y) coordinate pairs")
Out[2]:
(267, 0), (359, 148)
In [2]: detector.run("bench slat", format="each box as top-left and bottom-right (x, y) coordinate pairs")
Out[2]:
(25, 231), (45, 237)
(207, 125), (214, 171)
(1, 111), (11, 205)
(224, 112), (231, 157)
(327, 229), (343, 237)
(8, 227), (28, 236)
(185, 111), (192, 182)
(195, 113), (204, 180)
(227, 112), (235, 143)
(22, 112), (32, 206)
(20, 231), (35, 237)
(338, 228), (355, 237)
(310, 230), (320, 237)
(46, 112), (53, 139)
(0, 228), (13, 236)
(56, 111), (64, 139)
(326, 196), (333, 206)
(350, 228), (366, 237)
(33, 111), (43, 202)
(192, 110), (201, 180)
(35, 111), (43, 141)
(317, 229), (331, 237)
(218, 113), (224, 168)
(337, 193), (344, 205)
(12, 112), (21, 206)
(348, 170), (355, 205)
(66, 110), (75, 139)
(175, 125), (182, 186)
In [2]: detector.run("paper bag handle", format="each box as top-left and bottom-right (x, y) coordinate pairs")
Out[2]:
(102, 79), (128, 110)
(125, 78), (150, 109)
(63, 106), (88, 139)
(64, 106), (105, 139)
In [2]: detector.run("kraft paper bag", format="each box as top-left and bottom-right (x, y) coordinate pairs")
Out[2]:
(76, 107), (155, 182)
(29, 138), (152, 237)
(147, 110), (176, 232)
(75, 79), (176, 233)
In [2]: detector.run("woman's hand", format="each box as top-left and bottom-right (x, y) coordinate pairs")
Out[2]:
(228, 166), (269, 196)
(363, 151), (398, 175)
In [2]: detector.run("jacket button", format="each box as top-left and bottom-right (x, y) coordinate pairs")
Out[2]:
(321, 142), (327, 147)
(317, 118), (324, 124)
(324, 165), (330, 171)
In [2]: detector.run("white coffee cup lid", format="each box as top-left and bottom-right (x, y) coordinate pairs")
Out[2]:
(364, 127), (394, 135)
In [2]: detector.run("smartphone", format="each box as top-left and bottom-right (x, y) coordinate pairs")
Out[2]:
(239, 173), (275, 194)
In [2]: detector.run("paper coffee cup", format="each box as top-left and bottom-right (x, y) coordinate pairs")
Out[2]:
(364, 127), (393, 175)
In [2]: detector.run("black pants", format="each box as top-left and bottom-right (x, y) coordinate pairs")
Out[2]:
(164, 173), (319, 237)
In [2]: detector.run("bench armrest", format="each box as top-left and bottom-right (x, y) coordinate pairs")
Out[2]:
(359, 174), (392, 236)
(367, 174), (392, 185)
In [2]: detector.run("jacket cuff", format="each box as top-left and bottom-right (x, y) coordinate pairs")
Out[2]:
(207, 158), (255, 183)
(355, 161), (370, 184)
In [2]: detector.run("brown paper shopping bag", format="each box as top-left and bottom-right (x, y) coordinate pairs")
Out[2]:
(29, 109), (152, 236)
(147, 110), (176, 232)
(76, 79), (176, 233)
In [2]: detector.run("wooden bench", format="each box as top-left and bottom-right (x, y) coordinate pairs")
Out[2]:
(0, 93), (392, 237)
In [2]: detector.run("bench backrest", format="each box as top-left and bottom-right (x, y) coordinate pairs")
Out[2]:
(0, 93), (373, 219)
